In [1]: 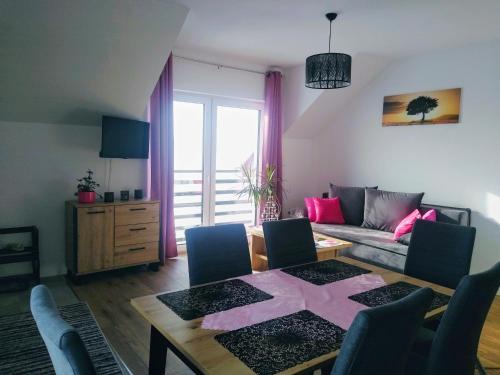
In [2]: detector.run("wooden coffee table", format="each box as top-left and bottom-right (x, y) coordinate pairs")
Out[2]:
(247, 226), (352, 271)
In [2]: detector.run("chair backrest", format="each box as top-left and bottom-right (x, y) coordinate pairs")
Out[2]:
(30, 285), (96, 375)
(426, 262), (500, 375)
(185, 223), (252, 287)
(331, 287), (435, 375)
(262, 218), (317, 269)
(405, 219), (476, 289)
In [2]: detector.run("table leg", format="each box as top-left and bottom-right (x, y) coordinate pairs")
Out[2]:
(149, 325), (168, 375)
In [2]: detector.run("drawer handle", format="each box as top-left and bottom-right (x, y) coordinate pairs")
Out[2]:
(130, 227), (147, 231)
(87, 211), (105, 214)
(130, 208), (146, 211)
(129, 247), (145, 252)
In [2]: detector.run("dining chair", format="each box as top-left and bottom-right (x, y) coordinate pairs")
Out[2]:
(30, 285), (96, 375)
(185, 223), (253, 287)
(408, 262), (500, 375)
(331, 287), (435, 375)
(262, 218), (317, 269)
(404, 219), (476, 289)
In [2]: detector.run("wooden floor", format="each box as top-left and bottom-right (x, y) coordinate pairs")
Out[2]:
(70, 256), (500, 375)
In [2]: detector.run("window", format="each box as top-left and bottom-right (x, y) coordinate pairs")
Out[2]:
(173, 93), (262, 243)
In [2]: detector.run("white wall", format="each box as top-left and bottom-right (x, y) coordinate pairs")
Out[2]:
(282, 138), (315, 215)
(312, 40), (500, 274)
(173, 56), (265, 101)
(0, 121), (146, 277)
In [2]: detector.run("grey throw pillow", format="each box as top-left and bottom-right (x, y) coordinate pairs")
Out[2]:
(362, 189), (424, 232)
(329, 184), (378, 226)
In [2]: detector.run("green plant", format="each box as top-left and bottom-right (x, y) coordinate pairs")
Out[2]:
(76, 169), (100, 193)
(238, 164), (278, 206)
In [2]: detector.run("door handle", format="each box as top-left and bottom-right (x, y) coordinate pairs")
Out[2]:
(130, 227), (147, 231)
(87, 211), (105, 214)
(130, 208), (146, 211)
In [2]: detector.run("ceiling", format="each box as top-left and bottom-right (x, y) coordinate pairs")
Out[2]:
(0, 0), (188, 126)
(173, 0), (500, 68)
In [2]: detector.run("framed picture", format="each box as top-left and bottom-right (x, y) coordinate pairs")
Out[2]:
(382, 88), (461, 127)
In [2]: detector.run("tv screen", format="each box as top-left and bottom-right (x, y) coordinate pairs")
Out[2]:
(100, 116), (150, 159)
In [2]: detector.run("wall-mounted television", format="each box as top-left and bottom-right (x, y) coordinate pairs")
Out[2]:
(100, 116), (150, 159)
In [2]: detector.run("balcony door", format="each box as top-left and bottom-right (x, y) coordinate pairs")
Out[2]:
(173, 93), (262, 243)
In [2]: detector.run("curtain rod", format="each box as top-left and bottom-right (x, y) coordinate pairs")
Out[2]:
(172, 54), (267, 76)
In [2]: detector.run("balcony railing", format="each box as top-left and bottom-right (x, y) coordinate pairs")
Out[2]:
(174, 169), (255, 243)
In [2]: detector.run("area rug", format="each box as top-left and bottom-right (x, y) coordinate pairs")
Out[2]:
(0, 302), (122, 375)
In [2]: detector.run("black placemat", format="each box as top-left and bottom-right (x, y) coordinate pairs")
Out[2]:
(281, 259), (371, 285)
(215, 310), (346, 375)
(156, 279), (273, 320)
(348, 281), (451, 310)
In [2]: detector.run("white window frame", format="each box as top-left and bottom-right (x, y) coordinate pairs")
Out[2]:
(174, 91), (264, 226)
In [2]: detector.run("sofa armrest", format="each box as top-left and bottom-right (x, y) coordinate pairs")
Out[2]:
(421, 203), (471, 226)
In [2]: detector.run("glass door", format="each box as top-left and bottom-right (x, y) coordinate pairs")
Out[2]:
(212, 102), (261, 226)
(173, 94), (262, 243)
(172, 99), (207, 243)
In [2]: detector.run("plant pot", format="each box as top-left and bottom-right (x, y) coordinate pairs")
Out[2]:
(78, 191), (96, 204)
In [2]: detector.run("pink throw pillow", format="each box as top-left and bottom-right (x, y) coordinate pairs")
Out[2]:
(313, 197), (345, 224)
(393, 209), (421, 240)
(422, 209), (437, 222)
(304, 197), (317, 222)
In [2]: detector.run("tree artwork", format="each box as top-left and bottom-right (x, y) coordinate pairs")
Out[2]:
(406, 96), (439, 123)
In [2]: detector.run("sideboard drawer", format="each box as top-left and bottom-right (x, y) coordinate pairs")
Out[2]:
(114, 242), (159, 267)
(115, 203), (160, 226)
(115, 223), (159, 246)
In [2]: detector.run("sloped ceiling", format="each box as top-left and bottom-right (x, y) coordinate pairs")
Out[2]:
(284, 54), (391, 139)
(0, 0), (188, 126)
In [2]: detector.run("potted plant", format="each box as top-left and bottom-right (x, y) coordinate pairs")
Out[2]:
(238, 164), (281, 222)
(76, 169), (100, 204)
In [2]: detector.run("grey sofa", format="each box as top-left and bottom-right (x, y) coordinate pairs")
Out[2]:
(310, 203), (471, 272)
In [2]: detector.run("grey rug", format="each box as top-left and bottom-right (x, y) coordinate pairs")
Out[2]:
(0, 302), (122, 375)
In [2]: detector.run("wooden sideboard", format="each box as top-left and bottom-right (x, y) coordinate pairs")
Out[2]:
(66, 199), (160, 278)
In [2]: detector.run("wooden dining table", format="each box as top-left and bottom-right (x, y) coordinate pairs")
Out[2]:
(131, 256), (453, 375)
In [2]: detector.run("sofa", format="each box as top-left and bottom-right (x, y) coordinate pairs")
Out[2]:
(302, 185), (471, 272)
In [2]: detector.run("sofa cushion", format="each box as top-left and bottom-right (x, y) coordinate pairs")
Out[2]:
(311, 222), (408, 257)
(304, 197), (317, 222)
(393, 209), (421, 240)
(313, 197), (345, 224)
(362, 189), (424, 232)
(329, 184), (378, 226)
(397, 233), (412, 246)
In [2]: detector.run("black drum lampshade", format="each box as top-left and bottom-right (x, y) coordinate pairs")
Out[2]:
(305, 13), (352, 89)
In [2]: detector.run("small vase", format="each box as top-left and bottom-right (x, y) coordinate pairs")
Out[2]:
(78, 191), (96, 204)
(260, 196), (281, 222)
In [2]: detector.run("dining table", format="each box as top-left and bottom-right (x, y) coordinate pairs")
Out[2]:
(131, 256), (453, 375)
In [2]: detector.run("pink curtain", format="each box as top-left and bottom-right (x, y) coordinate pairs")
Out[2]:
(260, 71), (283, 212)
(148, 54), (177, 262)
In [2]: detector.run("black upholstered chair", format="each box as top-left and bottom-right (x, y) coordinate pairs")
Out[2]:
(185, 223), (252, 287)
(31, 285), (96, 375)
(262, 218), (317, 269)
(409, 262), (500, 375)
(404, 219), (476, 289)
(331, 287), (435, 375)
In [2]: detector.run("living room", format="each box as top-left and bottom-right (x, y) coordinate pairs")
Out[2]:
(1, 1), (499, 374)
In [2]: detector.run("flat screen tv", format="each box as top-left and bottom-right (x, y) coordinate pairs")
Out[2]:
(100, 116), (150, 159)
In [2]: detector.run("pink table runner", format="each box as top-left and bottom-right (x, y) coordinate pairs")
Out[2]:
(202, 269), (386, 331)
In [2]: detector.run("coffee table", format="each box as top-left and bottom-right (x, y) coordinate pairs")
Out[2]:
(246, 226), (352, 271)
